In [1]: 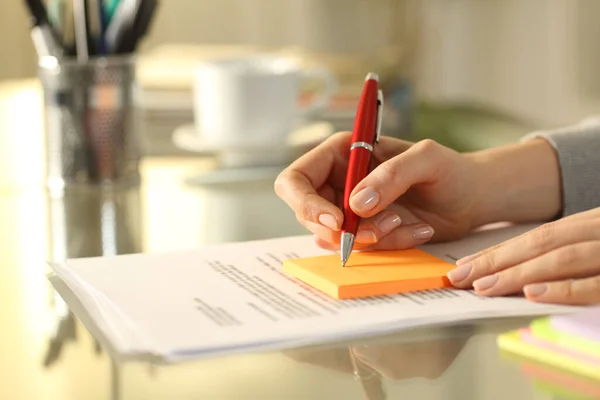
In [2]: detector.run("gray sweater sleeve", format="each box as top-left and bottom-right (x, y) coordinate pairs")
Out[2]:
(522, 116), (600, 217)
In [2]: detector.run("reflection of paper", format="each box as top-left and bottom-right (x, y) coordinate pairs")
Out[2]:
(49, 223), (580, 363)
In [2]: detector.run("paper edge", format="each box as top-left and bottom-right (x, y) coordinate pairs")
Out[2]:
(49, 274), (165, 365)
(47, 261), (155, 356)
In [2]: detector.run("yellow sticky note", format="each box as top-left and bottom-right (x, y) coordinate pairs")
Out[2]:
(283, 249), (454, 299)
(497, 330), (600, 381)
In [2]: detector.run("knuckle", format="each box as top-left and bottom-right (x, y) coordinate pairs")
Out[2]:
(478, 250), (500, 273)
(327, 131), (352, 147)
(300, 193), (320, 222)
(414, 139), (440, 155)
(594, 218), (600, 236)
(528, 222), (556, 252)
(375, 161), (401, 186)
(588, 277), (600, 299)
(554, 245), (579, 268)
(555, 280), (576, 301)
(331, 130), (351, 140)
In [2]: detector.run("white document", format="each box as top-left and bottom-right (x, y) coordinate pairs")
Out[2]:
(48, 223), (580, 363)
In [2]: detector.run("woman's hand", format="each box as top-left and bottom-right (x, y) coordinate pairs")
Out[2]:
(275, 132), (562, 252)
(447, 208), (600, 305)
(275, 132), (481, 251)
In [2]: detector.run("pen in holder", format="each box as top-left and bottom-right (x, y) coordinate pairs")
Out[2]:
(39, 56), (141, 191)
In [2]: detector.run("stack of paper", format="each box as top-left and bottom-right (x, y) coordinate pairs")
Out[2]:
(497, 306), (600, 381)
(48, 223), (580, 364)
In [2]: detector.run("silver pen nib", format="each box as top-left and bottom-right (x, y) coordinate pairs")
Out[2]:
(340, 232), (355, 267)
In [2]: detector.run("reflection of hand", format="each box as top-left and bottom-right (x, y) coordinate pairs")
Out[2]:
(447, 208), (600, 305)
(350, 337), (467, 380)
(283, 347), (355, 374)
(284, 336), (468, 380)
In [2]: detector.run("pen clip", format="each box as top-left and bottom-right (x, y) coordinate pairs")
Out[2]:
(375, 89), (383, 143)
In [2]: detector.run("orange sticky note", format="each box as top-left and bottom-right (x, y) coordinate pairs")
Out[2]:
(283, 249), (454, 299)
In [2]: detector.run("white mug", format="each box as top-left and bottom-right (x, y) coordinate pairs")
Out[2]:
(193, 54), (336, 148)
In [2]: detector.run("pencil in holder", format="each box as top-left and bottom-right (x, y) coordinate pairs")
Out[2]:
(39, 56), (141, 191)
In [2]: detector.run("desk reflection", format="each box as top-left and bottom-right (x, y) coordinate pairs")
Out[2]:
(284, 326), (473, 400)
(43, 186), (142, 368)
(190, 177), (306, 245)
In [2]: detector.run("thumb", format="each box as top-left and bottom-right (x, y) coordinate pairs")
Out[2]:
(349, 139), (447, 218)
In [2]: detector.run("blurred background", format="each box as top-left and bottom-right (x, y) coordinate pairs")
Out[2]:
(5, 0), (600, 160)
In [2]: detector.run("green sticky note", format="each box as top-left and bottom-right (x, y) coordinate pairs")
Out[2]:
(531, 318), (600, 358)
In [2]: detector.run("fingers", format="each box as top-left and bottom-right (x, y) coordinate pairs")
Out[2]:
(307, 205), (434, 252)
(362, 222), (435, 251)
(276, 131), (417, 235)
(372, 136), (413, 164)
(354, 210), (402, 244)
(524, 275), (600, 305)
(447, 218), (600, 288)
(471, 241), (600, 297)
(349, 139), (452, 218)
(275, 132), (351, 228)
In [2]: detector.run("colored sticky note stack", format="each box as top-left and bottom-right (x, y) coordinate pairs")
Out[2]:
(497, 306), (600, 381)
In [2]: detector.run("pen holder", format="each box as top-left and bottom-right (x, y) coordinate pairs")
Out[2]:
(38, 56), (141, 191)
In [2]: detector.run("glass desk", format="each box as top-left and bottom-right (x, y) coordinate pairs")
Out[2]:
(0, 80), (583, 400)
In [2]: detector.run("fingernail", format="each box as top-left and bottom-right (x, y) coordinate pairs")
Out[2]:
(356, 230), (377, 243)
(524, 283), (547, 297)
(375, 213), (402, 234)
(447, 263), (472, 284)
(412, 225), (434, 240)
(352, 345), (381, 362)
(457, 253), (478, 266)
(473, 275), (499, 291)
(318, 214), (338, 230)
(350, 187), (380, 212)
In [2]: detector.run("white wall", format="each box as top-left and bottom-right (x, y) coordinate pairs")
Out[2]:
(414, 0), (600, 128)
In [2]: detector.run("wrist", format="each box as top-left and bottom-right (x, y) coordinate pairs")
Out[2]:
(468, 138), (562, 228)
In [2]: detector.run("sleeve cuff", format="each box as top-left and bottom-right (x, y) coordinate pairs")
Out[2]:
(521, 117), (600, 217)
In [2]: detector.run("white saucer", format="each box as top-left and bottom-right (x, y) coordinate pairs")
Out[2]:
(184, 165), (286, 187)
(172, 121), (333, 168)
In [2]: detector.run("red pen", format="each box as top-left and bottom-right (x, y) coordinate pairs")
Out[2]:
(340, 72), (383, 267)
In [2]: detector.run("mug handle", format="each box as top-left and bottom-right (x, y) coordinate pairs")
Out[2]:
(299, 67), (337, 118)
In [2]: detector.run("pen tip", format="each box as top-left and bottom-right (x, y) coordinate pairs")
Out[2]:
(342, 260), (346, 268)
(365, 72), (379, 82)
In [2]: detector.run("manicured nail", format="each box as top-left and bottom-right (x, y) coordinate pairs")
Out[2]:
(412, 225), (434, 240)
(356, 230), (377, 243)
(447, 263), (472, 284)
(375, 213), (402, 234)
(524, 283), (547, 297)
(352, 345), (381, 362)
(457, 253), (479, 266)
(473, 275), (499, 291)
(350, 187), (380, 212)
(318, 214), (338, 230)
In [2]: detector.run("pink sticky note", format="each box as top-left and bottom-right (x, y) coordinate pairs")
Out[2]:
(519, 327), (600, 366)
(550, 306), (600, 342)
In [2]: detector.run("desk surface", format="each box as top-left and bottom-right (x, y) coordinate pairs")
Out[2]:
(0, 80), (578, 400)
